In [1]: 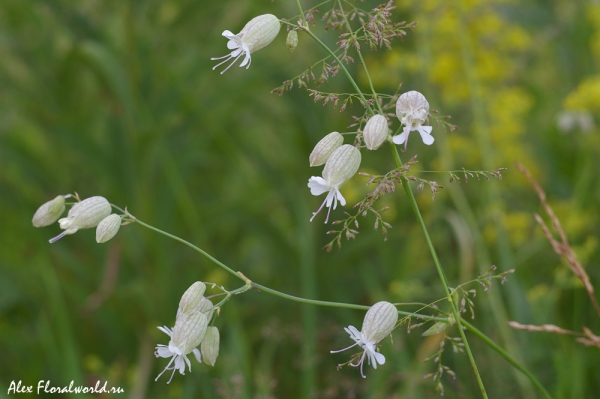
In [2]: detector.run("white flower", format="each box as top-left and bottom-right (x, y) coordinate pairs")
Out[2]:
(309, 131), (344, 167)
(155, 310), (209, 384)
(50, 196), (111, 243)
(212, 14), (280, 74)
(363, 115), (389, 150)
(95, 214), (122, 243)
(392, 91), (434, 151)
(557, 110), (594, 133)
(308, 144), (361, 223)
(32, 195), (68, 227)
(330, 301), (398, 378)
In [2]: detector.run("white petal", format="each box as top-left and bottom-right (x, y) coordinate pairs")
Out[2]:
(392, 131), (408, 145)
(308, 177), (331, 196)
(335, 189), (346, 207)
(192, 348), (202, 363)
(372, 351), (386, 366)
(325, 190), (337, 209)
(155, 345), (174, 358)
(417, 126), (434, 145)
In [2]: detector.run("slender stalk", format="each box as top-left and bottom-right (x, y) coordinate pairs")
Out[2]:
(390, 145), (488, 398)
(254, 283), (448, 321)
(462, 320), (553, 399)
(337, 0), (385, 116)
(132, 217), (241, 279)
(295, 0), (309, 27)
(296, 0), (373, 114)
(126, 211), (445, 320)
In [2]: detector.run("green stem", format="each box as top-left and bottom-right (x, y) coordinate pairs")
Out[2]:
(296, 0), (373, 114)
(254, 283), (450, 322)
(337, 0), (385, 116)
(390, 145), (488, 398)
(132, 217), (241, 279)
(462, 320), (553, 399)
(125, 211), (444, 320)
(295, 0), (309, 27)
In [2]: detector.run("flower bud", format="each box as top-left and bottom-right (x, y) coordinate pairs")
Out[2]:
(363, 115), (388, 150)
(172, 311), (209, 355)
(32, 195), (66, 227)
(178, 282), (207, 316)
(201, 326), (220, 366)
(361, 301), (398, 343)
(396, 91), (429, 124)
(286, 30), (298, 51)
(323, 144), (361, 188)
(95, 214), (122, 243)
(309, 132), (344, 167)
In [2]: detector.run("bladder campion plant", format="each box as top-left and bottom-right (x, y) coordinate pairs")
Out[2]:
(32, 1), (552, 398)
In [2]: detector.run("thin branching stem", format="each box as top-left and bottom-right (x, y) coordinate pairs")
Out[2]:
(462, 320), (553, 399)
(390, 145), (489, 399)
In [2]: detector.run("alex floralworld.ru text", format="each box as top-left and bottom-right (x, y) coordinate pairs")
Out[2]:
(7, 380), (124, 394)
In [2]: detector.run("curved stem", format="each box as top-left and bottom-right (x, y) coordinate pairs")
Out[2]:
(301, 29), (374, 115)
(337, 0), (385, 116)
(390, 145), (488, 398)
(462, 319), (552, 399)
(132, 217), (241, 279)
(125, 211), (444, 320)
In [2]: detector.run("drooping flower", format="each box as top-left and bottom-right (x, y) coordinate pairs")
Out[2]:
(96, 214), (122, 243)
(392, 91), (434, 151)
(212, 14), (281, 74)
(32, 195), (68, 227)
(363, 115), (389, 150)
(50, 196), (112, 243)
(155, 310), (209, 384)
(308, 144), (361, 223)
(309, 131), (344, 167)
(330, 301), (398, 378)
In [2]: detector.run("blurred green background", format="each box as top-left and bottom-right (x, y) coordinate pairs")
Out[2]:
(1, 0), (599, 397)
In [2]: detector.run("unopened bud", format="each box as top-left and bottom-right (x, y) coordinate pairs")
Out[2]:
(178, 282), (207, 316)
(201, 326), (220, 366)
(32, 195), (66, 227)
(96, 214), (122, 243)
(286, 30), (298, 51)
(323, 144), (361, 188)
(309, 132), (343, 167)
(361, 301), (398, 342)
(363, 115), (388, 150)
